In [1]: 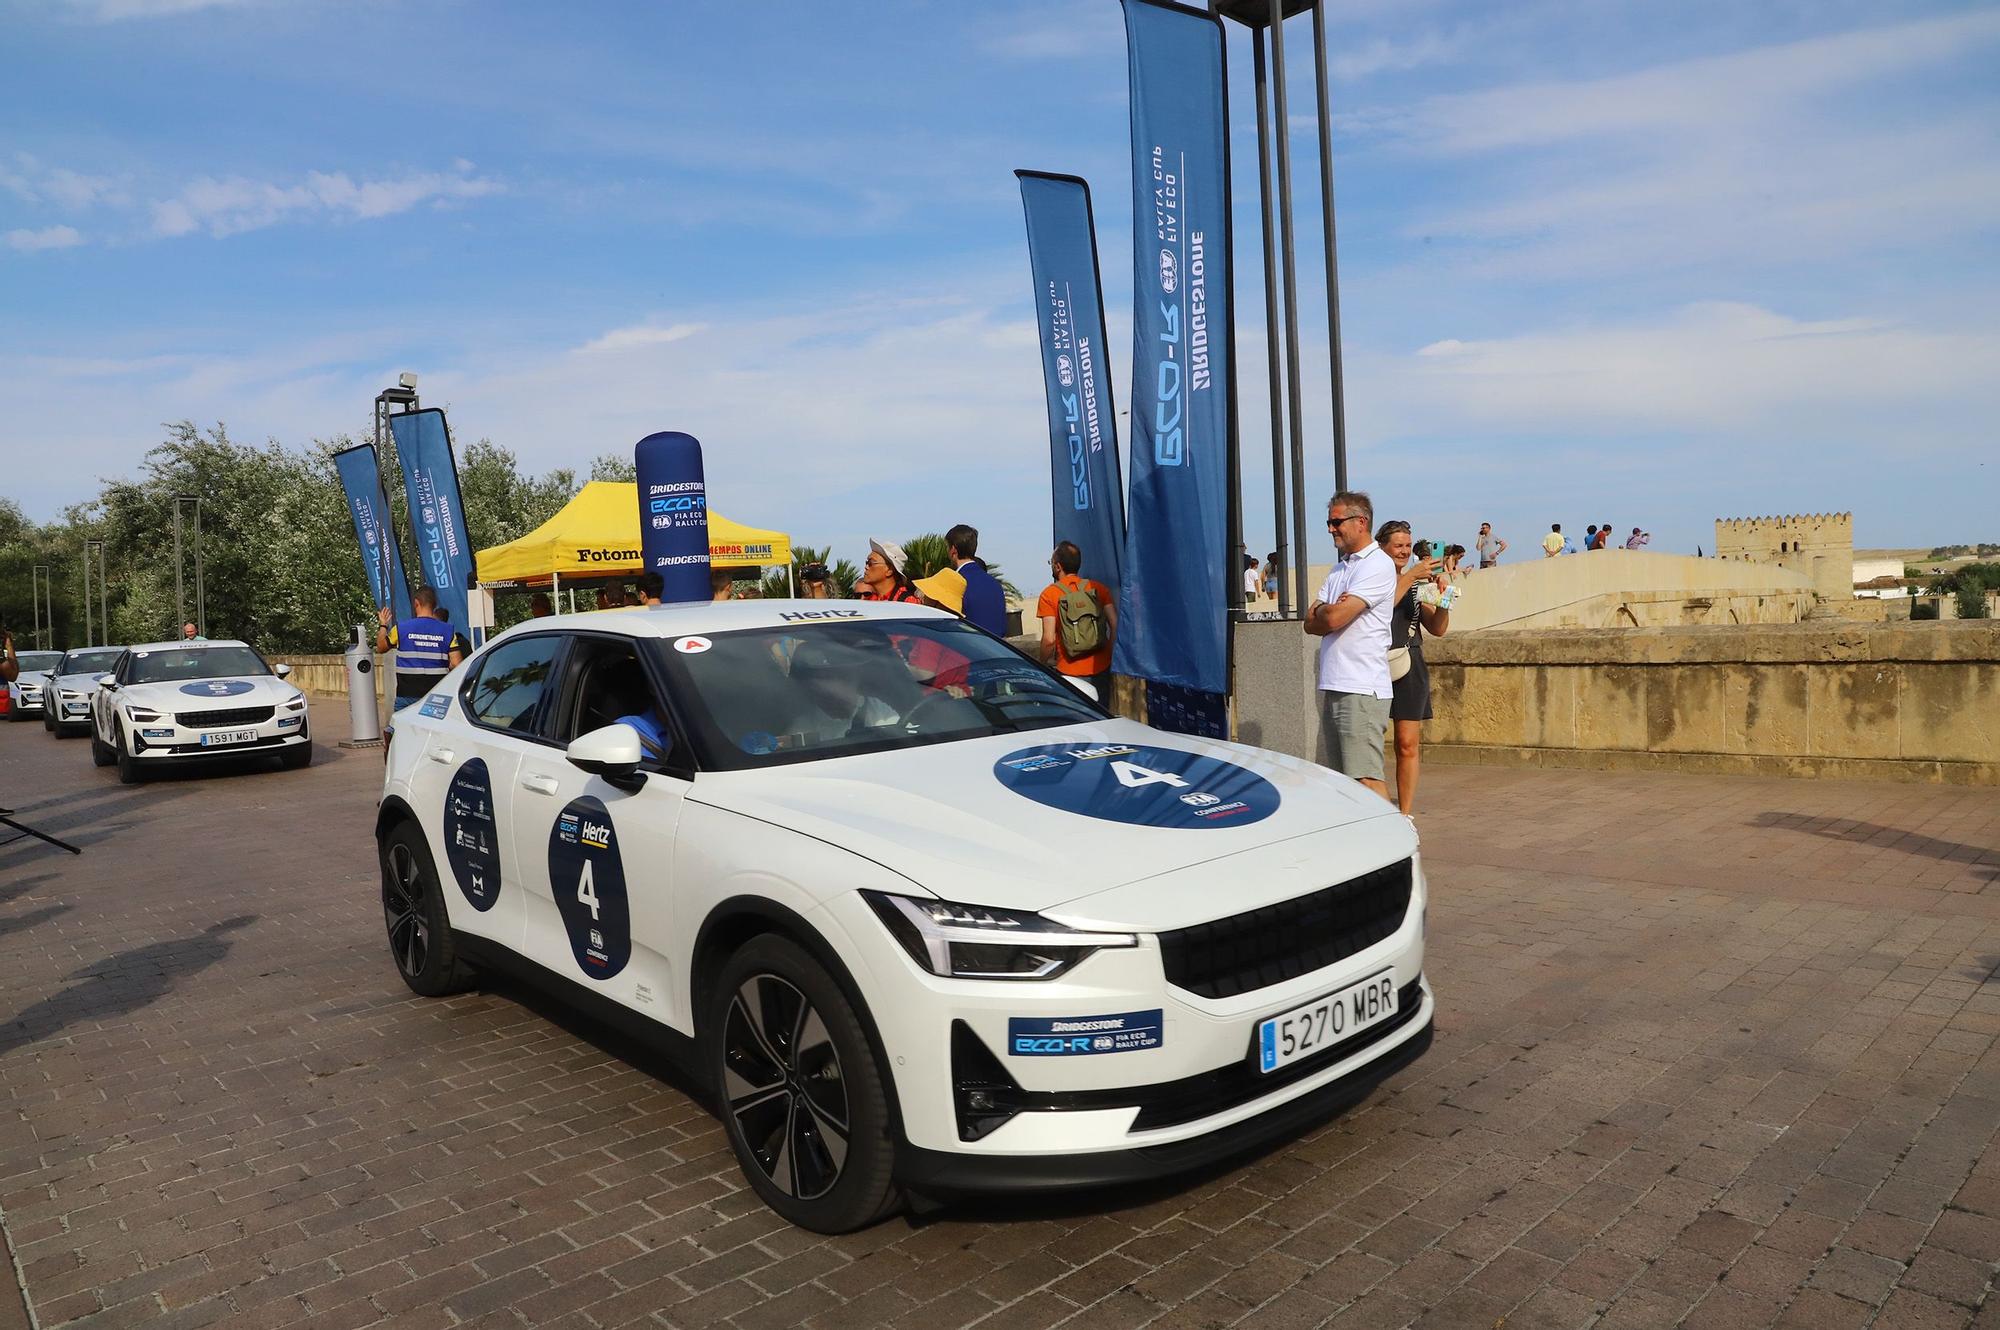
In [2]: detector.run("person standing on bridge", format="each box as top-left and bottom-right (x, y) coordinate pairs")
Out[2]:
(1476, 523), (1506, 568)
(376, 587), (463, 712)
(1307, 492), (1397, 800)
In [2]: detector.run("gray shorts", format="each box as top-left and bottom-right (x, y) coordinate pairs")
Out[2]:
(1319, 689), (1391, 782)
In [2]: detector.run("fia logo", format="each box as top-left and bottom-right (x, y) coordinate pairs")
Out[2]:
(589, 929), (604, 949)
(1158, 248), (1178, 294)
(1056, 353), (1074, 388)
(1179, 791), (1220, 808)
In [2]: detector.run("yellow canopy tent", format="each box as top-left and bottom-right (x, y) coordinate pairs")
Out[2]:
(475, 481), (793, 587)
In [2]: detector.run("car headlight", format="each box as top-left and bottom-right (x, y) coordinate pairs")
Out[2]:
(126, 707), (163, 723)
(60, 689), (81, 700)
(283, 696), (306, 712)
(864, 892), (1136, 981)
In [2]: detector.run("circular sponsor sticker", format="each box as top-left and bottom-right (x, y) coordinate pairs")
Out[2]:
(993, 742), (1280, 829)
(178, 679), (254, 697)
(547, 797), (631, 981)
(442, 758), (501, 911)
(674, 636), (712, 655)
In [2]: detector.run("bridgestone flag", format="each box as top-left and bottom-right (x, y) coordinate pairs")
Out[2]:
(389, 409), (476, 634)
(1116, 0), (1232, 695)
(331, 442), (413, 624)
(1017, 171), (1126, 598)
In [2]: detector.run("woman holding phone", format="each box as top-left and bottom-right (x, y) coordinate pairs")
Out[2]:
(1374, 524), (1451, 816)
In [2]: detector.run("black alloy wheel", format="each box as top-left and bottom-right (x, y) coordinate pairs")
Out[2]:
(379, 821), (473, 997)
(90, 722), (114, 766)
(710, 935), (900, 1232)
(115, 725), (143, 785)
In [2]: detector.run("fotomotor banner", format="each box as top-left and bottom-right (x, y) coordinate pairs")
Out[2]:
(1116, 0), (1232, 695)
(331, 442), (413, 624)
(389, 409), (475, 633)
(634, 431), (710, 602)
(1017, 171), (1126, 598)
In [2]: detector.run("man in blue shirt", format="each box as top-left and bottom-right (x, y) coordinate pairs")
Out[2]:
(946, 523), (1007, 637)
(375, 587), (464, 711)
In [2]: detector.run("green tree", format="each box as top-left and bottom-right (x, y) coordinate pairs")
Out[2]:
(589, 453), (637, 483)
(898, 532), (1020, 600)
(760, 544), (858, 600)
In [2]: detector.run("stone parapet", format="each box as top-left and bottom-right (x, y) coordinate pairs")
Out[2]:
(1420, 622), (1999, 783)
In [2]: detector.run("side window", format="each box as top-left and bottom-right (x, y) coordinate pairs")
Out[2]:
(464, 635), (563, 736)
(549, 636), (674, 770)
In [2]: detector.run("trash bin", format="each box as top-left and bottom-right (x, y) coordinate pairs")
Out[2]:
(343, 625), (383, 744)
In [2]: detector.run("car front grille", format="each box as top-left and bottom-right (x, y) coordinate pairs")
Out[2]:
(948, 977), (1425, 1138)
(1158, 858), (1415, 999)
(175, 706), (274, 728)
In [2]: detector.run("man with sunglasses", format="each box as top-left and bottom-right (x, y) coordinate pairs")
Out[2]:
(1304, 491), (1396, 798)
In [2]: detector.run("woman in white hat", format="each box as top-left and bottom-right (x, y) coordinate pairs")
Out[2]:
(855, 538), (920, 603)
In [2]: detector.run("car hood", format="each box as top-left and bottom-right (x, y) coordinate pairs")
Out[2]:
(51, 672), (109, 694)
(689, 718), (1415, 925)
(116, 676), (303, 711)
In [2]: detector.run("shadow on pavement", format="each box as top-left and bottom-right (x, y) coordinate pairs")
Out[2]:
(1749, 811), (2000, 881)
(0, 874), (58, 906)
(0, 904), (73, 939)
(0, 915), (258, 1057)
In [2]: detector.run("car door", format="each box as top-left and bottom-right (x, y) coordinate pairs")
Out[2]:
(409, 631), (567, 956)
(513, 629), (691, 1024)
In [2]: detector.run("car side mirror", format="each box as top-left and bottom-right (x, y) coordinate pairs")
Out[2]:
(274, 663), (292, 678)
(96, 674), (118, 690)
(1065, 676), (1100, 703)
(567, 723), (650, 792)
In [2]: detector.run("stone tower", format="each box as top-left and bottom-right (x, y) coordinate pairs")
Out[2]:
(1713, 513), (1853, 602)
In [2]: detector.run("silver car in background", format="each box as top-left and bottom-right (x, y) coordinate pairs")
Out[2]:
(43, 647), (126, 736)
(8, 650), (63, 721)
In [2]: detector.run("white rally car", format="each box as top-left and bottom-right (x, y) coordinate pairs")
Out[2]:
(42, 646), (127, 736)
(376, 601), (1432, 1232)
(7, 650), (63, 721)
(89, 640), (312, 783)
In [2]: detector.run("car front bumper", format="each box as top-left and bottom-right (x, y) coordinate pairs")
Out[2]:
(126, 712), (310, 759)
(14, 689), (46, 714)
(814, 858), (1432, 1170)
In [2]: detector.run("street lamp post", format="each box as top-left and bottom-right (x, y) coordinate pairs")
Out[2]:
(32, 565), (51, 649)
(83, 540), (107, 645)
(173, 494), (205, 637)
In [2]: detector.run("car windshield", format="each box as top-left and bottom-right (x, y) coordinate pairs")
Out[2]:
(18, 652), (61, 673)
(127, 645), (270, 684)
(59, 649), (124, 676)
(653, 617), (1105, 770)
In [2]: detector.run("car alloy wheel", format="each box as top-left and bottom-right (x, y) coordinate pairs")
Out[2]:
(724, 974), (852, 1202)
(379, 822), (473, 997)
(709, 935), (900, 1232)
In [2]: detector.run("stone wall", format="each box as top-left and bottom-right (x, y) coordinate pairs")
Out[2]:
(1427, 550), (1817, 633)
(1420, 621), (2000, 784)
(272, 653), (352, 696)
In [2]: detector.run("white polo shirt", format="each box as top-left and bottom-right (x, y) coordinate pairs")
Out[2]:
(1314, 543), (1398, 699)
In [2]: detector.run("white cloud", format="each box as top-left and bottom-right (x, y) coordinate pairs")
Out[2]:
(575, 324), (705, 355)
(0, 154), (126, 210)
(1374, 301), (2000, 436)
(1369, 10), (2000, 273)
(6, 225), (85, 251)
(150, 164), (503, 238)
(63, 0), (257, 19)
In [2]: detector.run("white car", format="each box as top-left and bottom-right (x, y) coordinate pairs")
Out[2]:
(375, 601), (1432, 1232)
(42, 646), (126, 736)
(8, 650), (63, 721)
(89, 639), (312, 783)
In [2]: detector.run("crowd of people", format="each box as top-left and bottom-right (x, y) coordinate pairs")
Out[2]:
(1536, 523), (1651, 556)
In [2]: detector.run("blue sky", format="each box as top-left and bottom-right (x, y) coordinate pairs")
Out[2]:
(4, 0), (1997, 589)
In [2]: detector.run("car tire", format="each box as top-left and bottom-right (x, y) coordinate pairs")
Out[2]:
(708, 935), (903, 1233)
(281, 738), (312, 770)
(90, 725), (115, 766)
(380, 820), (474, 997)
(115, 726), (144, 784)
(43, 708), (54, 733)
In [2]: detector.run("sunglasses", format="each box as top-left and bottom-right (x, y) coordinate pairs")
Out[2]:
(1327, 514), (1368, 530)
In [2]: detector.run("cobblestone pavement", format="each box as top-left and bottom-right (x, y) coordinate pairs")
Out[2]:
(3, 702), (1998, 1330)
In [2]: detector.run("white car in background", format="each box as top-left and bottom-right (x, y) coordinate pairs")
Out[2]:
(7, 650), (63, 721)
(43, 647), (126, 736)
(374, 601), (1433, 1232)
(89, 639), (312, 783)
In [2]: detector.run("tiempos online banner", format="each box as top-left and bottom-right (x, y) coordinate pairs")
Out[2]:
(331, 442), (414, 624)
(1116, 0), (1233, 695)
(388, 409), (475, 634)
(1017, 170), (1126, 599)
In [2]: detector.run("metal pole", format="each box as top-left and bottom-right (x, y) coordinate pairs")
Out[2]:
(1310, 0), (1350, 497)
(1268, 0), (1312, 616)
(97, 540), (108, 643)
(1252, 28), (1292, 618)
(173, 503), (184, 633)
(192, 498), (205, 636)
(81, 543), (92, 646)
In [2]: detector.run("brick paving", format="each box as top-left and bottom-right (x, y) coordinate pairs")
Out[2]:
(2, 701), (1998, 1329)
